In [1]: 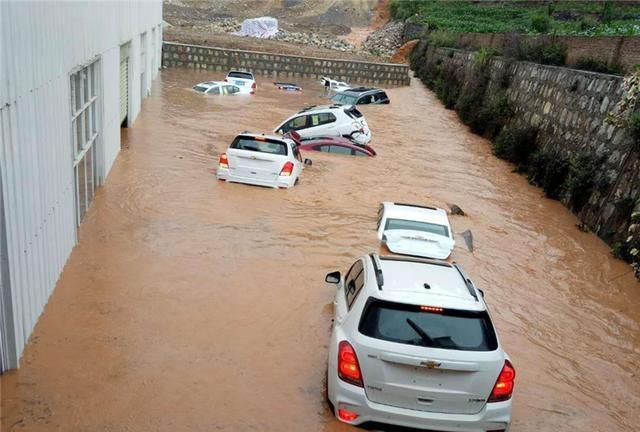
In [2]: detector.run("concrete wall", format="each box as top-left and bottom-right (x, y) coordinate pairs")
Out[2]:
(162, 42), (411, 86)
(412, 44), (639, 246)
(0, 1), (163, 371)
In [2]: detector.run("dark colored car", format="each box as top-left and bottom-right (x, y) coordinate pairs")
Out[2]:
(297, 136), (376, 157)
(331, 87), (390, 105)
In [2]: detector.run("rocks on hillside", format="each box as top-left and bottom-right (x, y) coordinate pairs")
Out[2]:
(273, 29), (356, 52)
(363, 21), (404, 57)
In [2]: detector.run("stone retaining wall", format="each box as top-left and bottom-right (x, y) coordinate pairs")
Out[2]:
(162, 42), (410, 86)
(412, 43), (639, 248)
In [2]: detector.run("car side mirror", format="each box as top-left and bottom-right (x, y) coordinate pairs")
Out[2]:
(304, 158), (312, 166)
(325, 271), (340, 284)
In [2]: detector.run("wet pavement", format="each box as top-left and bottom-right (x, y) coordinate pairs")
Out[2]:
(1, 69), (639, 432)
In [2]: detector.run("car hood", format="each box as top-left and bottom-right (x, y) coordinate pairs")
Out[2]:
(383, 229), (454, 260)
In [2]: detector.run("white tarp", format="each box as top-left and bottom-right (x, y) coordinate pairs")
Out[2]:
(236, 17), (278, 38)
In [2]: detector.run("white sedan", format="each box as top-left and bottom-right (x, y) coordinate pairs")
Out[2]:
(192, 81), (241, 96)
(217, 133), (308, 189)
(377, 202), (455, 260)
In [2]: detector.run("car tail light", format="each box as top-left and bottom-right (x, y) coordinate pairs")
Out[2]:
(337, 408), (359, 422)
(488, 360), (515, 402)
(251, 82), (257, 89)
(224, 78), (228, 82)
(338, 341), (363, 387)
(279, 161), (294, 177)
(218, 153), (229, 169)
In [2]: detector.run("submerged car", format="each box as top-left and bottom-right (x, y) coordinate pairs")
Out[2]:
(332, 87), (390, 105)
(274, 105), (372, 145)
(217, 133), (307, 188)
(192, 81), (242, 95)
(225, 70), (257, 94)
(322, 77), (352, 93)
(377, 202), (455, 260)
(325, 254), (515, 431)
(297, 136), (376, 157)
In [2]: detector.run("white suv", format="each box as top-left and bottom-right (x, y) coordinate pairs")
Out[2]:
(325, 254), (514, 431)
(273, 105), (372, 145)
(217, 133), (306, 188)
(225, 70), (257, 94)
(377, 202), (455, 260)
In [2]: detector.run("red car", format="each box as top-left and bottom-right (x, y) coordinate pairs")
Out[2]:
(284, 131), (376, 157)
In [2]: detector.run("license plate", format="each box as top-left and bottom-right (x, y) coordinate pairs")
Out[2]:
(234, 80), (245, 86)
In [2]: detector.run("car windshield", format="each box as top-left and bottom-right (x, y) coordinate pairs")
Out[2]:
(359, 299), (498, 351)
(228, 71), (253, 80)
(332, 93), (358, 105)
(384, 218), (449, 237)
(193, 85), (209, 93)
(231, 137), (288, 156)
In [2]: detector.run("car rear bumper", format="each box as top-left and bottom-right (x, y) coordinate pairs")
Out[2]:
(216, 168), (295, 189)
(351, 130), (372, 145)
(330, 378), (511, 432)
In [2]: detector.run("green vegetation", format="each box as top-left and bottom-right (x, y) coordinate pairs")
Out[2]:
(572, 57), (623, 75)
(529, 150), (570, 199)
(389, 0), (640, 36)
(493, 127), (538, 169)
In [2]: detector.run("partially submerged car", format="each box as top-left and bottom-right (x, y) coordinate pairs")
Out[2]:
(332, 87), (390, 105)
(325, 254), (515, 430)
(274, 105), (372, 145)
(192, 81), (242, 95)
(274, 82), (302, 91)
(377, 202), (455, 260)
(225, 70), (257, 94)
(217, 133), (308, 189)
(297, 136), (376, 157)
(322, 77), (351, 93)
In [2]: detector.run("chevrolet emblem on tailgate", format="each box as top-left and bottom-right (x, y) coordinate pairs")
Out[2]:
(420, 360), (441, 369)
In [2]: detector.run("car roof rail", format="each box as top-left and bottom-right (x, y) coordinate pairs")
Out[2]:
(392, 202), (438, 211)
(298, 105), (317, 113)
(369, 254), (384, 290)
(452, 262), (479, 302)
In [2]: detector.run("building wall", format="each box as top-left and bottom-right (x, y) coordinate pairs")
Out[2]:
(162, 42), (411, 86)
(411, 44), (639, 250)
(0, 1), (163, 371)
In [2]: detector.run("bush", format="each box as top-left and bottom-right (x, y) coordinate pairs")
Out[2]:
(529, 150), (570, 199)
(573, 57), (622, 75)
(427, 30), (458, 48)
(474, 92), (513, 138)
(531, 13), (553, 33)
(602, 0), (614, 24)
(578, 16), (599, 31)
(493, 127), (539, 167)
(518, 42), (567, 66)
(566, 154), (598, 211)
(389, 0), (423, 20)
(629, 112), (640, 142)
(473, 47), (496, 68)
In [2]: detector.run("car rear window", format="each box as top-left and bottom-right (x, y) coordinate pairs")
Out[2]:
(344, 106), (363, 118)
(384, 218), (449, 237)
(228, 71), (253, 80)
(231, 136), (288, 156)
(193, 85), (208, 93)
(359, 299), (498, 351)
(332, 93), (358, 105)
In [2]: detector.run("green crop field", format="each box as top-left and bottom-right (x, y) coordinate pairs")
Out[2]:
(390, 0), (640, 36)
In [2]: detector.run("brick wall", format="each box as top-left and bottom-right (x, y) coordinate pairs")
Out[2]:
(162, 42), (410, 86)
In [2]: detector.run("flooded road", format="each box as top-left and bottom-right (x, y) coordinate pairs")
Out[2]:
(2, 69), (639, 432)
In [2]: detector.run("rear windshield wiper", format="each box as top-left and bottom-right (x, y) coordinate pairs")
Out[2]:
(406, 318), (435, 347)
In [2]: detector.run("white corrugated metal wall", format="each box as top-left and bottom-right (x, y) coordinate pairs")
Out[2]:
(0, 1), (163, 371)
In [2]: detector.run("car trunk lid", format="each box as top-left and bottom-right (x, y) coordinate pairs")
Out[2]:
(357, 345), (503, 414)
(226, 136), (288, 182)
(383, 229), (454, 260)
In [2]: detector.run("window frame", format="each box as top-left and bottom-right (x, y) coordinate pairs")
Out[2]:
(344, 259), (365, 310)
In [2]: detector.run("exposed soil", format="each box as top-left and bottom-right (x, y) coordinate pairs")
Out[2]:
(1, 70), (639, 432)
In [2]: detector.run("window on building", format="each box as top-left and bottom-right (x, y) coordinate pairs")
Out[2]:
(70, 60), (100, 226)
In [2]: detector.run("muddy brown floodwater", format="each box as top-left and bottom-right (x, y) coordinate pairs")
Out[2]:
(2, 69), (640, 432)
